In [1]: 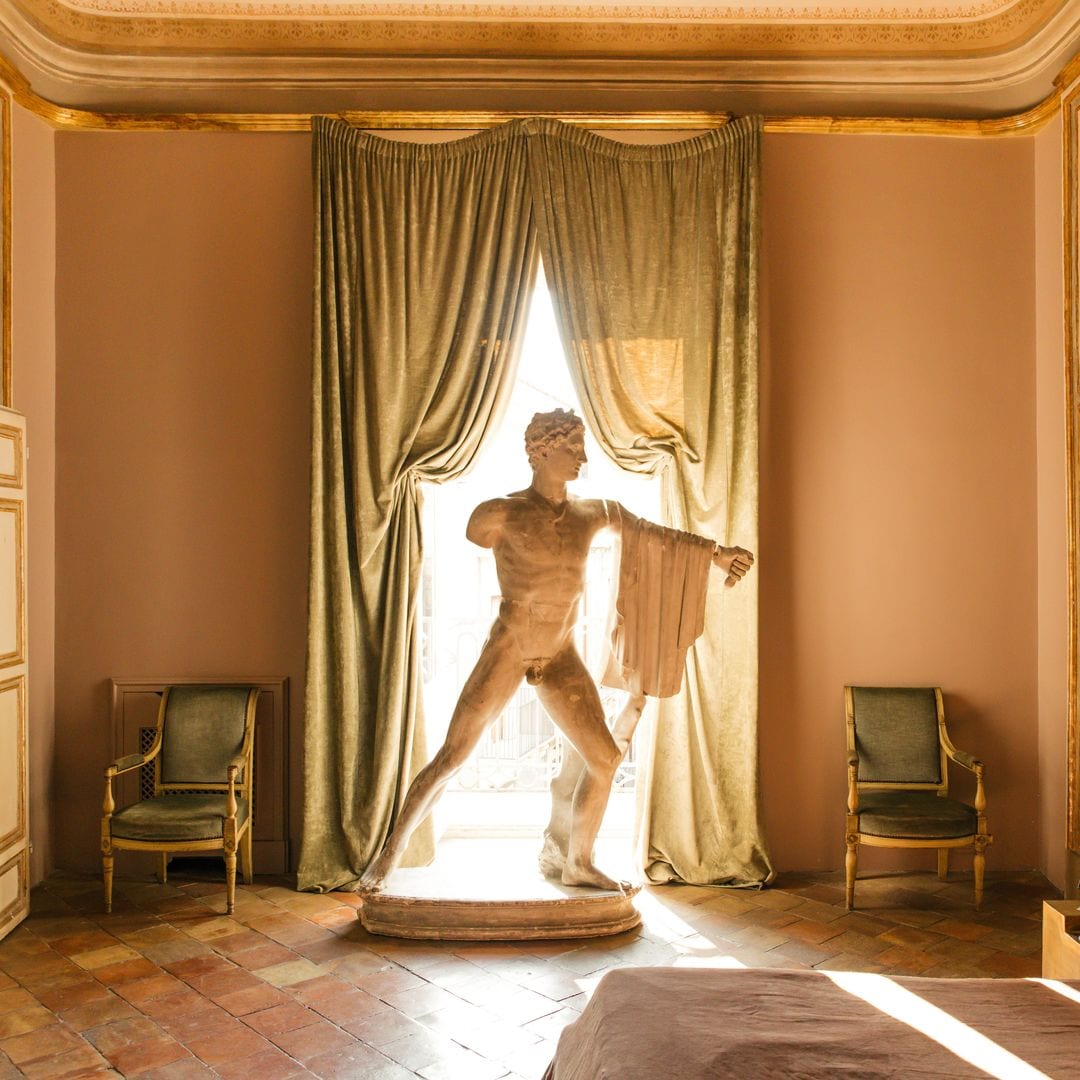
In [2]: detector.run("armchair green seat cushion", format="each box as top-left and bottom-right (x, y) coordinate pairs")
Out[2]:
(845, 685), (991, 910)
(102, 685), (260, 916)
(109, 794), (251, 843)
(855, 791), (977, 840)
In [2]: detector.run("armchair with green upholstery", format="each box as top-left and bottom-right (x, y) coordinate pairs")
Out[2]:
(845, 686), (991, 910)
(102, 685), (259, 915)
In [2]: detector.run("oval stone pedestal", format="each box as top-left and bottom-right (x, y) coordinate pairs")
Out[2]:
(358, 841), (642, 940)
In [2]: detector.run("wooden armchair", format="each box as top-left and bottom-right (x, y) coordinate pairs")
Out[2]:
(845, 686), (991, 910)
(102, 685), (259, 914)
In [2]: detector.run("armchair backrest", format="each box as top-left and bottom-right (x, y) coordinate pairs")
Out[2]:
(845, 686), (947, 791)
(153, 685), (259, 792)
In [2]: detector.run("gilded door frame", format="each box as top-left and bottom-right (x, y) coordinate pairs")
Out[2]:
(1065, 76), (1080, 858)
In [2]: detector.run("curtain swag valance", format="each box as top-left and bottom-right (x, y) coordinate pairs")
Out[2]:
(299, 112), (773, 894)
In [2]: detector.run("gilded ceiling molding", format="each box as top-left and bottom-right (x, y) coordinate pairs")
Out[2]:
(4, 0), (1065, 55)
(53, 0), (1026, 19)
(0, 37), (1065, 134)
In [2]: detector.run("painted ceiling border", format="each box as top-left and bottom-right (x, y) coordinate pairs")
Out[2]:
(4, 0), (1065, 56)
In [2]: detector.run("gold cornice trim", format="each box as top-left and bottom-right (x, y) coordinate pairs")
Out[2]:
(0, 33), (1069, 134)
(766, 89), (1061, 136)
(6, 0), (1064, 57)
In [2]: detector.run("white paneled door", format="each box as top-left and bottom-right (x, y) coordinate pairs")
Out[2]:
(0, 408), (28, 942)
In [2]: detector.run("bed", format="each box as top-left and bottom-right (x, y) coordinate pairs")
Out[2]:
(541, 966), (1080, 1079)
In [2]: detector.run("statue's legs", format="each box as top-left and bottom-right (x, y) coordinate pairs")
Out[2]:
(535, 649), (625, 891)
(541, 688), (645, 879)
(360, 628), (524, 891)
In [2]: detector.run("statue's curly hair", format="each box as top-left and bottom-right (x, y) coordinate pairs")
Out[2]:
(524, 408), (584, 467)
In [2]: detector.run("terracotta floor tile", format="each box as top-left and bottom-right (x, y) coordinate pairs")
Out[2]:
(71, 945), (143, 971)
(323, 951), (393, 983)
(84, 1016), (165, 1054)
(254, 958), (326, 987)
(241, 1000), (322, 1036)
(229, 943), (298, 971)
(0, 1022), (86, 1066)
(145, 1057), (219, 1078)
(0, 987), (38, 1014)
(135, 986), (208, 1021)
(16, 1043), (110, 1078)
(158, 1007), (235, 1042)
(0, 1005), (58, 1039)
(114, 973), (186, 1004)
(38, 979), (113, 1012)
(166, 954), (237, 981)
(306, 1046), (414, 1080)
(288, 975), (349, 1002)
(186, 1021), (277, 1065)
(213, 1045), (311, 1079)
(193, 969), (264, 999)
(782, 918), (848, 946)
(343, 1009), (429, 1047)
(50, 932), (118, 957)
(214, 983), (292, 1017)
(307, 986), (388, 1026)
(267, 1018), (357, 1062)
(59, 995), (141, 1032)
(871, 945), (941, 974)
(105, 1036), (192, 1075)
(140, 939), (215, 968)
(933, 918), (996, 941)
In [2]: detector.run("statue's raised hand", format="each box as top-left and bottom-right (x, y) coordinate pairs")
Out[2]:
(713, 544), (755, 588)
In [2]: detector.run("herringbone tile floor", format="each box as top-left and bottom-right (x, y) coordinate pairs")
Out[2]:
(0, 863), (1059, 1078)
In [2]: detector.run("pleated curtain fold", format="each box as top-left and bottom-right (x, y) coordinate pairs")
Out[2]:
(299, 118), (537, 891)
(300, 114), (772, 892)
(525, 116), (773, 886)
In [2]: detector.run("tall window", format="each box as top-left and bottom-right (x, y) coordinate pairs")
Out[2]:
(420, 266), (660, 840)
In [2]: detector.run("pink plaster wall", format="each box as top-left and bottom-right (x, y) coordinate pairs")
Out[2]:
(11, 105), (56, 885)
(759, 133), (1039, 873)
(1034, 113), (1069, 893)
(48, 126), (1049, 876)
(53, 132), (312, 873)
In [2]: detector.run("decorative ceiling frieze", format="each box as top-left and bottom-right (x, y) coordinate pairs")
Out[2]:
(0, 0), (1075, 115)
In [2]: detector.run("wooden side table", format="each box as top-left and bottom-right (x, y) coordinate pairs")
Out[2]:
(1042, 900), (1080, 979)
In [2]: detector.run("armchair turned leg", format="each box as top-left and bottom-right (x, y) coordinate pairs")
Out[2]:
(845, 835), (858, 910)
(937, 849), (949, 882)
(973, 836), (989, 911)
(225, 851), (237, 916)
(103, 853), (114, 914)
(159, 852), (168, 885)
(240, 828), (253, 886)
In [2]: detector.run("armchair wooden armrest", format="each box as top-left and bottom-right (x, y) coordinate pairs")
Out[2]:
(947, 747), (983, 772)
(107, 752), (148, 776)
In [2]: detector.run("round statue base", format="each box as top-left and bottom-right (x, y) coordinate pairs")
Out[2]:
(358, 851), (641, 941)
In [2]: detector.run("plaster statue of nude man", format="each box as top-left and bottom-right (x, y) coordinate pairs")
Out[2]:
(360, 408), (753, 893)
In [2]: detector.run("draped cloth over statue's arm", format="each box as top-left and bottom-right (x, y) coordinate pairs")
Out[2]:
(604, 515), (715, 699)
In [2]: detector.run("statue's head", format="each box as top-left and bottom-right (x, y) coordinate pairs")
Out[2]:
(524, 409), (585, 468)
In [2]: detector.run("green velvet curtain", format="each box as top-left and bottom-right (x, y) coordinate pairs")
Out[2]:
(298, 118), (537, 892)
(301, 115), (770, 892)
(525, 117), (773, 886)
